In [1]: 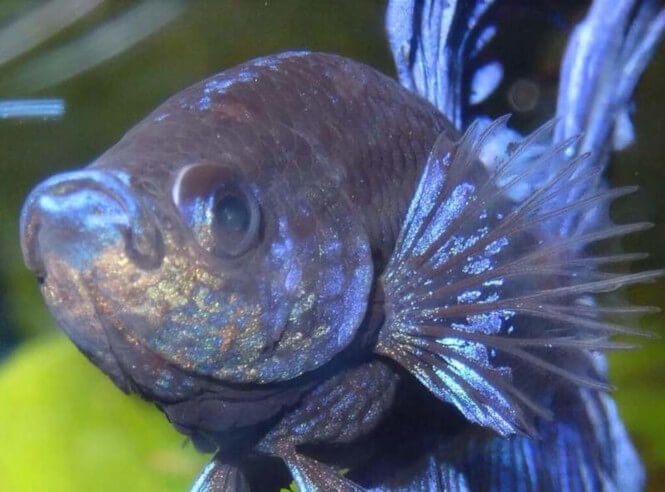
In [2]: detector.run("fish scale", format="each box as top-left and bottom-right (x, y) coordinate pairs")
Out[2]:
(18, 0), (665, 488)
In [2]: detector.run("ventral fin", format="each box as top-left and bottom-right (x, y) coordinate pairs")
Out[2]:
(190, 456), (249, 492)
(376, 117), (661, 437)
(283, 451), (365, 492)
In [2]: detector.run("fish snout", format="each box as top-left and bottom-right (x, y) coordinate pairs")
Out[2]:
(20, 169), (163, 279)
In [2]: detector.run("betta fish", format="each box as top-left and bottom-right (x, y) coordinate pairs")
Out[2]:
(18, 0), (665, 490)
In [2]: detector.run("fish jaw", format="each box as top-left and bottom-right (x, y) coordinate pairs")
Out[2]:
(19, 168), (165, 392)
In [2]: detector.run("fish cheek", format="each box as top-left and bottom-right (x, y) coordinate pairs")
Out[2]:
(238, 186), (374, 382)
(81, 190), (373, 386)
(97, 245), (234, 370)
(100, 236), (277, 386)
(131, 190), (375, 386)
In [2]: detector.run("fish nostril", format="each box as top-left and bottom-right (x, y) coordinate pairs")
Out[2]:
(124, 216), (165, 270)
(19, 169), (164, 275)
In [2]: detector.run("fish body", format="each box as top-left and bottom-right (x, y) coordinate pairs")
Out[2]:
(19, 0), (665, 490)
(20, 51), (457, 469)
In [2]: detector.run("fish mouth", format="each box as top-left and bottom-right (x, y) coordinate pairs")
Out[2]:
(20, 168), (163, 282)
(19, 168), (165, 392)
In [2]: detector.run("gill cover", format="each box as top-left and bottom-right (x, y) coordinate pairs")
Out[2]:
(153, 158), (373, 383)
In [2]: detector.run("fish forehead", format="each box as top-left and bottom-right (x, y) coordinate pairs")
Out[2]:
(92, 51), (449, 213)
(87, 50), (451, 277)
(93, 52), (377, 184)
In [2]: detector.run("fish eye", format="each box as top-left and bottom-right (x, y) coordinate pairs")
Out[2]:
(214, 194), (250, 233)
(173, 163), (261, 258)
(210, 185), (260, 257)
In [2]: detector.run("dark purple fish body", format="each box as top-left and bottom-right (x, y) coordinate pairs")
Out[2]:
(100, 52), (454, 449)
(20, 48), (658, 491)
(20, 52), (455, 474)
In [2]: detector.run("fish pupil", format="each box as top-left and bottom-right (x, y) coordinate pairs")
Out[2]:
(214, 194), (250, 233)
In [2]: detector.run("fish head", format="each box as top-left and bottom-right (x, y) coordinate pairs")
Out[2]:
(19, 75), (374, 400)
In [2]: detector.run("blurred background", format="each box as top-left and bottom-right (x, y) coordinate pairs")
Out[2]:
(0, 1), (662, 491)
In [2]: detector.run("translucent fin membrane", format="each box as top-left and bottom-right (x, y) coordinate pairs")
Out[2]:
(377, 117), (661, 436)
(556, 0), (665, 154)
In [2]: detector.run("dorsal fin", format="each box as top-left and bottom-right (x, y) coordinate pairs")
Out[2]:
(387, 0), (499, 128)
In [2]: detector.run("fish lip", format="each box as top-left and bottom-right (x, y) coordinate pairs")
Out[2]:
(20, 168), (164, 279)
(19, 168), (163, 391)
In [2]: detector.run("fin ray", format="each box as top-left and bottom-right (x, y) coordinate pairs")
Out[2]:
(377, 118), (659, 435)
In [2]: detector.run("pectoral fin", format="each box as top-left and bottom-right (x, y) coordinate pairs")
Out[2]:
(376, 117), (660, 436)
